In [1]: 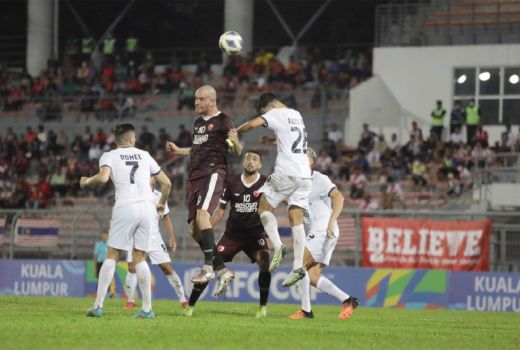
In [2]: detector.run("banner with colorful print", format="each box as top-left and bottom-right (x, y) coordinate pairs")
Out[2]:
(362, 217), (491, 271)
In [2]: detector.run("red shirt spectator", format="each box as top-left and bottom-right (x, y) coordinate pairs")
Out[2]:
(94, 129), (107, 145)
(24, 127), (37, 143)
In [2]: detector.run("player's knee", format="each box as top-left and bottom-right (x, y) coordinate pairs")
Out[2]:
(160, 263), (172, 275)
(256, 252), (270, 271)
(259, 211), (274, 225)
(308, 269), (321, 286)
(128, 262), (136, 273)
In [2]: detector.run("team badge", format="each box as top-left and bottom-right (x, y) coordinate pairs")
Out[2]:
(253, 191), (260, 197)
(208, 124), (214, 131)
(218, 245), (225, 252)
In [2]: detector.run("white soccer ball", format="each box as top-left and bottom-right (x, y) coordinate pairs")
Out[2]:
(219, 31), (243, 55)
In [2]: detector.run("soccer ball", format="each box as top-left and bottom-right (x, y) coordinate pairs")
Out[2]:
(219, 31), (243, 55)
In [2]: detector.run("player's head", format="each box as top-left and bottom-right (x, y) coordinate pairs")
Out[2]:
(256, 93), (280, 114)
(243, 150), (262, 175)
(195, 85), (217, 116)
(114, 123), (136, 146)
(307, 147), (317, 167)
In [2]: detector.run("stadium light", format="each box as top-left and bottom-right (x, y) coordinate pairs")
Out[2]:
(478, 71), (491, 81)
(509, 74), (520, 84)
(456, 74), (467, 84)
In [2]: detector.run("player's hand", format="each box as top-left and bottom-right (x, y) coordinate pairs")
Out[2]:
(156, 203), (165, 217)
(165, 141), (179, 153)
(169, 238), (177, 254)
(79, 177), (89, 188)
(228, 128), (239, 145)
(326, 219), (337, 239)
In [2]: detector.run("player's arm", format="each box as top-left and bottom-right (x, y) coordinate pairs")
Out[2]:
(79, 166), (111, 188)
(327, 188), (344, 239)
(154, 170), (172, 215)
(211, 202), (227, 228)
(227, 128), (243, 156)
(237, 116), (266, 134)
(165, 141), (191, 155)
(161, 215), (177, 254)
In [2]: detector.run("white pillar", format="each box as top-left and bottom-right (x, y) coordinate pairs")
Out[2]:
(224, 0), (253, 55)
(27, 0), (53, 76)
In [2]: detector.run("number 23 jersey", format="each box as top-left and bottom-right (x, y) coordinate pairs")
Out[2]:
(99, 147), (161, 208)
(261, 107), (311, 179)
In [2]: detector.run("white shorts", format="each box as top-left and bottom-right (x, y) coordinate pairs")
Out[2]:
(107, 201), (158, 253)
(259, 171), (311, 210)
(305, 229), (339, 266)
(127, 233), (171, 265)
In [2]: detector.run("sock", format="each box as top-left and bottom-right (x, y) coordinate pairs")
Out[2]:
(316, 276), (350, 303)
(94, 259), (116, 309)
(135, 261), (152, 312)
(259, 211), (282, 250)
(291, 224), (305, 269)
(258, 271), (271, 306)
(201, 228), (215, 265)
(189, 282), (209, 306)
(196, 240), (225, 271)
(298, 272), (311, 313)
(212, 245), (226, 271)
(166, 271), (187, 303)
(124, 272), (137, 303)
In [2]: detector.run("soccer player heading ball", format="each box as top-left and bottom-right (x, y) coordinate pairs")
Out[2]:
(166, 85), (242, 293)
(238, 93), (311, 287)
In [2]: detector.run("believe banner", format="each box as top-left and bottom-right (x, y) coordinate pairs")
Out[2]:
(362, 217), (491, 271)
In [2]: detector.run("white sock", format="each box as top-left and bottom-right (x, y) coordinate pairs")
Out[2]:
(291, 224), (305, 269)
(124, 272), (137, 303)
(94, 259), (116, 309)
(260, 211), (282, 250)
(166, 271), (187, 303)
(298, 273), (311, 313)
(317, 276), (350, 303)
(135, 261), (152, 312)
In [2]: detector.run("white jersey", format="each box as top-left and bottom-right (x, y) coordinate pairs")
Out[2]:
(304, 171), (339, 234)
(99, 147), (161, 208)
(262, 107), (311, 178)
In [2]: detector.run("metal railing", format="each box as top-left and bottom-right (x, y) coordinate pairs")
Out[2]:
(1, 208), (519, 272)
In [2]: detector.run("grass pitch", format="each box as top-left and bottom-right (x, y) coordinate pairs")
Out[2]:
(0, 296), (519, 350)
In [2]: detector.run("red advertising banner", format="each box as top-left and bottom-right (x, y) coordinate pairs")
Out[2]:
(362, 217), (491, 271)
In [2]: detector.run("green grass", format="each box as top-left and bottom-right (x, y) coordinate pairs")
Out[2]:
(0, 296), (519, 350)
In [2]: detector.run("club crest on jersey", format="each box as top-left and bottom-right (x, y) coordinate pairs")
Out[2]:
(253, 191), (260, 197)
(217, 245), (225, 252)
(208, 124), (214, 131)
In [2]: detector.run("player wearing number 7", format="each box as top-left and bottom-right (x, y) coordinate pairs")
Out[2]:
(80, 124), (171, 319)
(237, 93), (311, 287)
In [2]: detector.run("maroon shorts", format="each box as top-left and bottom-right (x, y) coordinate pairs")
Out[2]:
(216, 233), (270, 263)
(187, 171), (226, 223)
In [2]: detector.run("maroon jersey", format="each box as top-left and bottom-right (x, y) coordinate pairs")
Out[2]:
(189, 112), (235, 180)
(221, 174), (267, 238)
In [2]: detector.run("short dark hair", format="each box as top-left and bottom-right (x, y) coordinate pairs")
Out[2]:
(256, 93), (277, 113)
(114, 124), (135, 144)
(245, 149), (262, 161)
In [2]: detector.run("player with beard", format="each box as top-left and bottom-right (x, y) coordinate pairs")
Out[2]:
(182, 151), (271, 318)
(166, 85), (242, 295)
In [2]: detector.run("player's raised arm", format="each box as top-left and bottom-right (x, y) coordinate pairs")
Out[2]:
(165, 141), (191, 155)
(327, 188), (344, 239)
(227, 128), (243, 156)
(154, 170), (171, 214)
(237, 116), (265, 134)
(80, 165), (111, 188)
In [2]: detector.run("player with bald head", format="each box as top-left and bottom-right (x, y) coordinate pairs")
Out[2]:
(166, 84), (242, 294)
